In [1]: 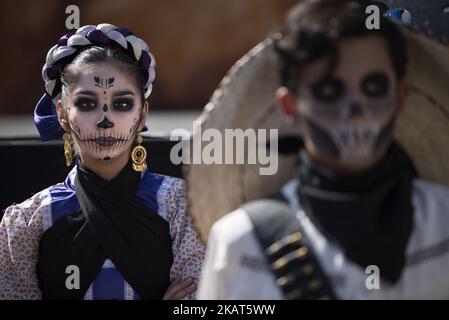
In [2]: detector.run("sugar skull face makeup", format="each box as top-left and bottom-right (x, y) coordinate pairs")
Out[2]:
(64, 63), (144, 161)
(295, 36), (400, 167)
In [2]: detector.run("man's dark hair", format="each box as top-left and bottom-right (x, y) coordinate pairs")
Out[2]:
(274, 0), (407, 93)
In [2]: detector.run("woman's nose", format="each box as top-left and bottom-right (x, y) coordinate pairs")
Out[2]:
(96, 116), (114, 129)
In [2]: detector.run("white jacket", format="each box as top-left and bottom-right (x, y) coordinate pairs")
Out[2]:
(198, 179), (449, 299)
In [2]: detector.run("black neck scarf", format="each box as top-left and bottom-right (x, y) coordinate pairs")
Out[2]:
(297, 143), (416, 283)
(37, 160), (173, 299)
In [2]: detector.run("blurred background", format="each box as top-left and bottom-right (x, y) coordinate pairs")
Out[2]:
(0, 0), (297, 136)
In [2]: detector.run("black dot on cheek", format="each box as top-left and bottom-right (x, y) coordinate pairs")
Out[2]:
(104, 91), (106, 94)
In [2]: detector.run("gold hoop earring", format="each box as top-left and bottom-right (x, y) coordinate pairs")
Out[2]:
(63, 132), (73, 167)
(131, 134), (147, 172)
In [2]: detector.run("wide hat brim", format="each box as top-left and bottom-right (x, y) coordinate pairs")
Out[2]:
(185, 26), (449, 243)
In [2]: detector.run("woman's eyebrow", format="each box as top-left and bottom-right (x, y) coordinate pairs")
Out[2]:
(74, 90), (97, 96)
(113, 90), (135, 97)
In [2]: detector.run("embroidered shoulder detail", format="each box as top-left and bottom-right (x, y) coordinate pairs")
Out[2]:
(2, 168), (78, 234)
(3, 188), (53, 232)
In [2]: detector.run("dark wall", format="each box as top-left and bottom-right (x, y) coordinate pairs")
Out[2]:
(0, 136), (183, 216)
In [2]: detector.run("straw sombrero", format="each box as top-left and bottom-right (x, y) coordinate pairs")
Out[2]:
(185, 8), (449, 243)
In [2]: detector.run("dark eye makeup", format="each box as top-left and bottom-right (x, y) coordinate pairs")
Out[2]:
(311, 76), (345, 103)
(361, 72), (390, 98)
(113, 98), (134, 112)
(74, 91), (135, 112)
(74, 98), (97, 112)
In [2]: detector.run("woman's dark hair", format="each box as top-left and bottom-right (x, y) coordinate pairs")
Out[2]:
(61, 44), (147, 104)
(274, 0), (407, 93)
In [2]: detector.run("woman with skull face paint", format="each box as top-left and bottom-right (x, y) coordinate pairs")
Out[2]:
(196, 0), (449, 299)
(0, 24), (205, 300)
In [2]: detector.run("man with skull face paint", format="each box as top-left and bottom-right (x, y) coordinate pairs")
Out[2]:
(0, 24), (205, 300)
(197, 0), (449, 299)
(284, 44), (399, 171)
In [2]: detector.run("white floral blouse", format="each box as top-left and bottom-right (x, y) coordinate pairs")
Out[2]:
(0, 167), (205, 300)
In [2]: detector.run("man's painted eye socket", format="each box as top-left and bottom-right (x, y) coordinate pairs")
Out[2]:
(74, 98), (97, 111)
(113, 99), (134, 111)
(311, 76), (344, 103)
(361, 72), (390, 98)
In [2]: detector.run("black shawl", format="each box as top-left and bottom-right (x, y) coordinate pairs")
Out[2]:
(297, 143), (416, 283)
(37, 160), (173, 299)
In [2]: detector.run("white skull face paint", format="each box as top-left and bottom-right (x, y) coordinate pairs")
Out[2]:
(295, 36), (399, 166)
(65, 64), (142, 161)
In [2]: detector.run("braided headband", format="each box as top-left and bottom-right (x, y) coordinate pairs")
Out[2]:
(34, 23), (154, 141)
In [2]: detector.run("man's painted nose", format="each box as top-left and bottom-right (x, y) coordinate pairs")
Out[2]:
(96, 116), (115, 129)
(348, 103), (364, 117)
